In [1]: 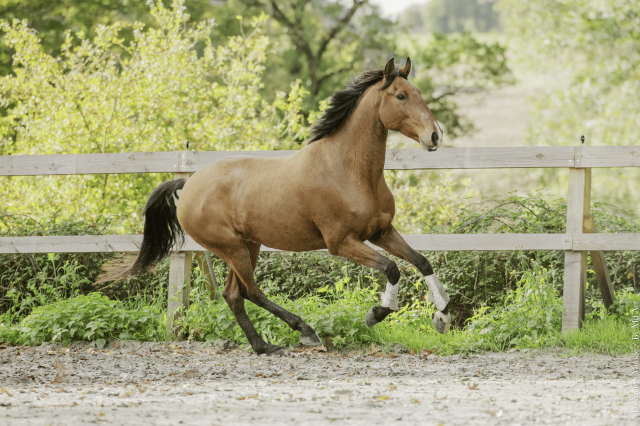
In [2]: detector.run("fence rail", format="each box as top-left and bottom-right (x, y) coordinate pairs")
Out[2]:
(2, 233), (640, 254)
(2, 146), (639, 176)
(2, 146), (639, 335)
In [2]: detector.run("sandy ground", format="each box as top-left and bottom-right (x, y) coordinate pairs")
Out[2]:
(0, 340), (636, 426)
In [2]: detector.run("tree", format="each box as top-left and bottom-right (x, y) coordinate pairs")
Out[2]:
(0, 0), (242, 76)
(0, 0), (307, 230)
(421, 0), (501, 33)
(498, 0), (640, 212)
(235, 0), (394, 106)
(400, 32), (514, 139)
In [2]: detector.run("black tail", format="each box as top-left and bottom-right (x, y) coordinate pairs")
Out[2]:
(130, 178), (187, 275)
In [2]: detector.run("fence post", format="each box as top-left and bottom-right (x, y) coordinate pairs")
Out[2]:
(167, 171), (191, 339)
(562, 167), (591, 331)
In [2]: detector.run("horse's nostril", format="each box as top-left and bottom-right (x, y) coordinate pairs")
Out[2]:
(431, 131), (439, 145)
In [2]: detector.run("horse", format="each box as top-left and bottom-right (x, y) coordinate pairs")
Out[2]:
(118, 57), (451, 356)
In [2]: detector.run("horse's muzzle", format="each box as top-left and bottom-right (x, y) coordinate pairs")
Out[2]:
(419, 136), (438, 152)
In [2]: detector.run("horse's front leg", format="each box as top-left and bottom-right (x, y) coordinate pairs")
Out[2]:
(327, 235), (403, 328)
(369, 225), (451, 334)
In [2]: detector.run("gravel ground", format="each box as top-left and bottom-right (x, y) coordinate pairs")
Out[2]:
(0, 341), (636, 426)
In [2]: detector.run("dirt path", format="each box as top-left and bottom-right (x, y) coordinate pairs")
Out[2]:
(0, 341), (636, 425)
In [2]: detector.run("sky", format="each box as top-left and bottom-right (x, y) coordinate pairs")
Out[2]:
(368, 0), (428, 18)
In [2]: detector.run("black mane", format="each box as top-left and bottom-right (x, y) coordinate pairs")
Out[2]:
(308, 66), (407, 143)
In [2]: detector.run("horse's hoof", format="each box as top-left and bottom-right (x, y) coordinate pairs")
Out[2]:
(365, 308), (377, 328)
(433, 310), (451, 334)
(265, 346), (288, 357)
(300, 329), (322, 346)
(366, 305), (395, 328)
(424, 274), (450, 311)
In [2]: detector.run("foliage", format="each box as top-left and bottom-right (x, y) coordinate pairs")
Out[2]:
(390, 171), (477, 233)
(419, 0), (501, 34)
(467, 261), (563, 350)
(178, 276), (382, 348)
(1, 257), (634, 357)
(498, 0), (640, 212)
(0, 0), (307, 231)
(232, 0), (395, 106)
(0, 0), (248, 76)
(0, 215), (173, 316)
(1, 293), (164, 346)
(398, 32), (514, 138)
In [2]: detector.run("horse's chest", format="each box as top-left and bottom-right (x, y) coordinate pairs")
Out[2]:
(352, 205), (393, 240)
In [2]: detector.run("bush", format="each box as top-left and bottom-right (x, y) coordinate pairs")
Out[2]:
(0, 215), (171, 317)
(467, 261), (563, 351)
(1, 293), (163, 346)
(177, 276), (383, 348)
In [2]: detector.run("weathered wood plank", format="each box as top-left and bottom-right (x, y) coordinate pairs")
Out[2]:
(1, 233), (580, 253)
(562, 168), (591, 332)
(167, 171), (193, 338)
(4, 146), (640, 176)
(0, 152), (180, 176)
(0, 235), (145, 253)
(384, 147), (576, 170)
(0, 147), (585, 176)
(195, 251), (220, 301)
(167, 250), (192, 339)
(583, 215), (615, 308)
(573, 233), (640, 251)
(394, 233), (572, 251)
(577, 146), (640, 168)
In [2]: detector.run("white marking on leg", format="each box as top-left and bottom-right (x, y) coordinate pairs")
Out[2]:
(381, 282), (398, 311)
(424, 274), (450, 311)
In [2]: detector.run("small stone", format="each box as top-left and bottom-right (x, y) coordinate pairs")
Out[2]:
(390, 344), (409, 354)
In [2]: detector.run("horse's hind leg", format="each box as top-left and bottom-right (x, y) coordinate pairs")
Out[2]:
(220, 240), (322, 353)
(222, 267), (286, 356)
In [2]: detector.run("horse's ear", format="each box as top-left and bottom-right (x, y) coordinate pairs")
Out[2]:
(399, 57), (411, 77)
(383, 57), (395, 82)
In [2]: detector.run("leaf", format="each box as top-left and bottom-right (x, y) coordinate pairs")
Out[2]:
(369, 343), (380, 354)
(51, 372), (66, 384)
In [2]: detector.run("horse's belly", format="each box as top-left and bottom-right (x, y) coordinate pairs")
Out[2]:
(242, 211), (327, 252)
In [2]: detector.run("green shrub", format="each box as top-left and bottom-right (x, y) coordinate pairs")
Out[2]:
(1, 293), (163, 346)
(0, 215), (172, 317)
(178, 275), (383, 348)
(467, 261), (563, 351)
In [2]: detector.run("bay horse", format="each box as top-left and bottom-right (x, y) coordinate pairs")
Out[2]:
(121, 58), (451, 355)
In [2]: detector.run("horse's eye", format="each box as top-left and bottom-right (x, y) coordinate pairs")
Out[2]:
(396, 93), (406, 100)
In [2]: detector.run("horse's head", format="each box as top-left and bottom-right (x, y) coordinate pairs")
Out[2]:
(378, 57), (443, 152)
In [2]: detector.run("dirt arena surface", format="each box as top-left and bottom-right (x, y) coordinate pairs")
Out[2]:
(0, 341), (636, 426)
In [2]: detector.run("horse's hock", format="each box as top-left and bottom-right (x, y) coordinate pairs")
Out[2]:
(1, 146), (639, 336)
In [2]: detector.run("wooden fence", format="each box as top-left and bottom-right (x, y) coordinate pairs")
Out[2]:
(2, 146), (640, 336)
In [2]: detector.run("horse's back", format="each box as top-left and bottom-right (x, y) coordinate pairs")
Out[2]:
(177, 151), (328, 251)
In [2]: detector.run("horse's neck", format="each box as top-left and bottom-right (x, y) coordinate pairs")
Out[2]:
(328, 90), (388, 185)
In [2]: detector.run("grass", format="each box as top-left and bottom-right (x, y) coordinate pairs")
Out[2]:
(0, 260), (636, 356)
